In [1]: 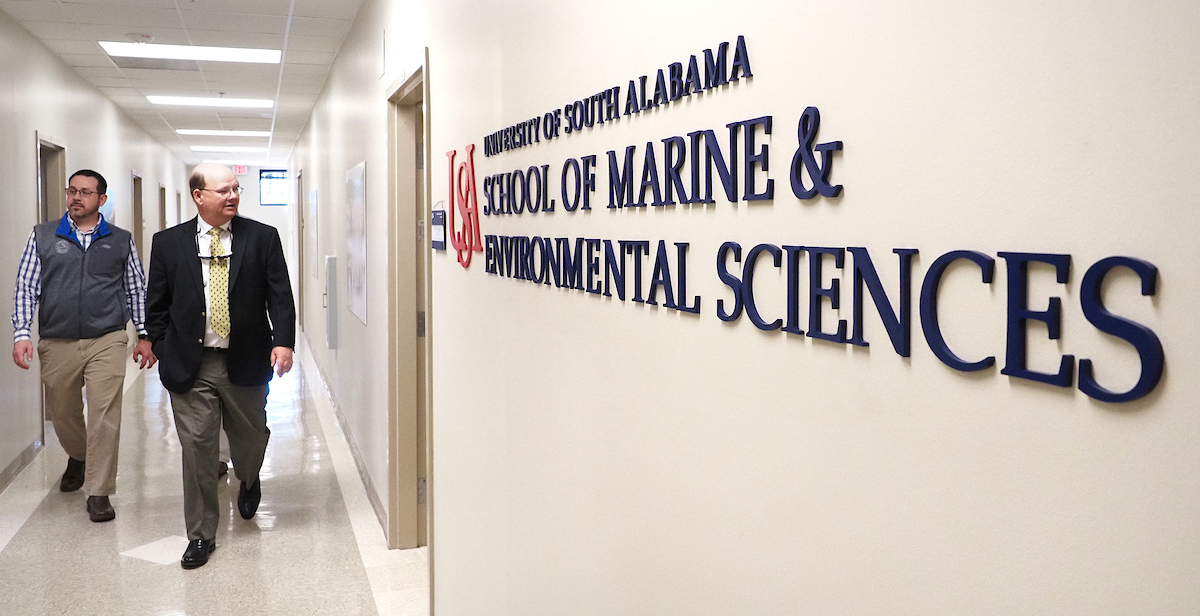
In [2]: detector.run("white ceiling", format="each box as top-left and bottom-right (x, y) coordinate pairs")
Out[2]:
(0, 0), (364, 167)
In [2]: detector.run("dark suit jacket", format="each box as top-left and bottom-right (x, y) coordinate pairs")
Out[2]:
(146, 215), (296, 394)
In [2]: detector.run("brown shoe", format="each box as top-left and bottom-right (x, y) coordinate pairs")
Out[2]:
(60, 458), (85, 492)
(87, 495), (115, 522)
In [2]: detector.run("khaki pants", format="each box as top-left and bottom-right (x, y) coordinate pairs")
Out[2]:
(37, 330), (129, 496)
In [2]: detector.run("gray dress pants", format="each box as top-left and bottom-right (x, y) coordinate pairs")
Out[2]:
(169, 348), (270, 541)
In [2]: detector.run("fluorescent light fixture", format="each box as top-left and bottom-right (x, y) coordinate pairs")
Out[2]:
(177, 129), (272, 137)
(99, 41), (280, 64)
(148, 95), (273, 108)
(191, 146), (269, 153)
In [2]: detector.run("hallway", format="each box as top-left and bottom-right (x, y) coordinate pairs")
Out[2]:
(0, 342), (427, 615)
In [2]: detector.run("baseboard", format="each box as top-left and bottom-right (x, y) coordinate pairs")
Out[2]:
(298, 336), (390, 541)
(0, 438), (43, 496)
(333, 405), (389, 535)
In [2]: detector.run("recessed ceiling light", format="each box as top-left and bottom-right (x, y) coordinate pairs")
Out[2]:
(177, 129), (272, 137)
(100, 41), (280, 64)
(148, 96), (273, 108)
(191, 146), (269, 153)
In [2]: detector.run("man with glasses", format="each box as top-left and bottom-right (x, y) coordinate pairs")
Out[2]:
(11, 169), (156, 523)
(146, 163), (295, 569)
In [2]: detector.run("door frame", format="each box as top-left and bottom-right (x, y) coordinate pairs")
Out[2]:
(35, 132), (67, 224)
(34, 132), (66, 433)
(384, 53), (433, 555)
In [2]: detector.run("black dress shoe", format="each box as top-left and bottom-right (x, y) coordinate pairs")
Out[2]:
(60, 458), (85, 492)
(86, 495), (115, 522)
(238, 479), (261, 519)
(218, 461), (229, 477)
(181, 539), (216, 569)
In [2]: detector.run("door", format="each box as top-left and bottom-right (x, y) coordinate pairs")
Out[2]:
(296, 170), (305, 331)
(158, 185), (167, 231)
(131, 173), (144, 262)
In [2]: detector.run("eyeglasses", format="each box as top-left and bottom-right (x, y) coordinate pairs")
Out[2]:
(199, 186), (244, 197)
(65, 188), (100, 197)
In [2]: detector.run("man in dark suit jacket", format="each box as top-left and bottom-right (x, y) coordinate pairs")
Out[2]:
(146, 163), (295, 570)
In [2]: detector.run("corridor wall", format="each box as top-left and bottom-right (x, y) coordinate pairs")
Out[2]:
(295, 0), (1200, 613)
(0, 9), (188, 491)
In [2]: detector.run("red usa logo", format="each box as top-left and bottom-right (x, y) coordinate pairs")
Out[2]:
(446, 144), (483, 268)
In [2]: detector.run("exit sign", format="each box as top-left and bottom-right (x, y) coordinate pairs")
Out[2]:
(232, 165), (248, 175)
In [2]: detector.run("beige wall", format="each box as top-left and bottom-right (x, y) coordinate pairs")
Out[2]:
(288, 0), (407, 523)
(297, 0), (1200, 613)
(0, 10), (187, 484)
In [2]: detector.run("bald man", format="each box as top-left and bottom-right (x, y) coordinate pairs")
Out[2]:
(145, 163), (295, 569)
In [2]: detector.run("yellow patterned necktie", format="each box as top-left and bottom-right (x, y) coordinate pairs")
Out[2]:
(209, 227), (231, 337)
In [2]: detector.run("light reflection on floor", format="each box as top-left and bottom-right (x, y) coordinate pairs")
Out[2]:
(0, 345), (428, 615)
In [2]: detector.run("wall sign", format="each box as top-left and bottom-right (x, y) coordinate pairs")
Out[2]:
(431, 206), (446, 251)
(444, 36), (1165, 403)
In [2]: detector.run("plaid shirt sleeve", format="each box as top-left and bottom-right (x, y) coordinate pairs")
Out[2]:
(12, 231), (40, 341)
(123, 236), (148, 336)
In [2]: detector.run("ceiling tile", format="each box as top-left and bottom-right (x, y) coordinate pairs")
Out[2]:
(275, 97), (315, 112)
(98, 86), (147, 102)
(292, 0), (361, 20)
(57, 0), (176, 7)
(44, 39), (102, 54)
(121, 67), (208, 82)
(86, 26), (189, 44)
(279, 73), (326, 87)
(155, 108), (225, 123)
(70, 5), (182, 28)
(19, 20), (87, 38)
(206, 119), (274, 131)
(186, 29), (283, 49)
(285, 50), (333, 66)
(278, 63), (328, 77)
(61, 52), (116, 67)
(0, 1), (70, 22)
(198, 63), (280, 78)
(176, 0), (292, 16)
(89, 76), (132, 87)
(75, 65), (125, 79)
(279, 87), (321, 98)
(287, 16), (350, 39)
(179, 11), (286, 35)
(285, 34), (339, 53)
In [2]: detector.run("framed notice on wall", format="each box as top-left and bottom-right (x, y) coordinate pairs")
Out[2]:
(346, 162), (367, 324)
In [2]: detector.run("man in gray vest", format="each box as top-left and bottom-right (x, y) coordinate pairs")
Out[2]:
(11, 169), (156, 522)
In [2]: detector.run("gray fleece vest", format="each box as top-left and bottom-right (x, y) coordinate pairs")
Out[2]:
(34, 218), (132, 339)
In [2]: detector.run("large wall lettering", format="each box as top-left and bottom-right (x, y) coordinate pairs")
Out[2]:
(444, 36), (1165, 403)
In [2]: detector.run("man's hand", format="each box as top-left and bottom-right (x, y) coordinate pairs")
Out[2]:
(271, 346), (293, 376)
(12, 340), (32, 370)
(132, 338), (156, 369)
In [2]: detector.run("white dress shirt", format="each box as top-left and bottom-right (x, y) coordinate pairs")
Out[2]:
(196, 218), (233, 349)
